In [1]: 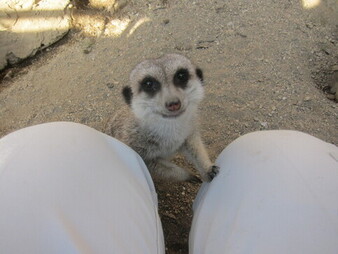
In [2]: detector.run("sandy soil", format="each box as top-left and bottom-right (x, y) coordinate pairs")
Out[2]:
(0, 1), (337, 253)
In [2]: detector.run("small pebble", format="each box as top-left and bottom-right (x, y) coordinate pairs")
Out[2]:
(106, 83), (115, 89)
(326, 94), (335, 100)
(304, 96), (311, 101)
(260, 121), (268, 128)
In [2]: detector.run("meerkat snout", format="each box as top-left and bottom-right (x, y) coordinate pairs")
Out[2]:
(106, 54), (219, 182)
(166, 99), (181, 111)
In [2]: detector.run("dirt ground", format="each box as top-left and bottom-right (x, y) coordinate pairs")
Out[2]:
(0, 0), (337, 253)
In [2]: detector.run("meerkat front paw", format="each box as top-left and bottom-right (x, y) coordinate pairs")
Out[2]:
(204, 165), (219, 182)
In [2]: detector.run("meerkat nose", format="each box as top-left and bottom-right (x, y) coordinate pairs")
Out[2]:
(166, 99), (181, 112)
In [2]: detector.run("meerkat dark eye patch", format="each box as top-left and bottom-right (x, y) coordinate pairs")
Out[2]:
(139, 76), (161, 96)
(122, 86), (133, 105)
(196, 68), (204, 82)
(173, 68), (190, 89)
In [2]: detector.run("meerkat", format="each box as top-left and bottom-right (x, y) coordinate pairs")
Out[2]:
(106, 54), (219, 182)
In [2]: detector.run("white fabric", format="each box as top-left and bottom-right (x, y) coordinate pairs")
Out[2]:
(1, 124), (338, 254)
(0, 122), (164, 254)
(190, 130), (338, 254)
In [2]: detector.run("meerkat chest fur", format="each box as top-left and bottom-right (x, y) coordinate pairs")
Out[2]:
(139, 112), (197, 158)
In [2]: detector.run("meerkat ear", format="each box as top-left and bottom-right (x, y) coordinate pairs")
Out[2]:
(196, 68), (204, 83)
(122, 86), (133, 106)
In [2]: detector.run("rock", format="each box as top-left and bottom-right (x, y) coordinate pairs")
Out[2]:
(0, 0), (71, 70)
(82, 38), (95, 54)
(83, 47), (92, 54)
(164, 212), (177, 220)
(6, 52), (22, 66)
(305, 22), (314, 29)
(3, 69), (15, 80)
(329, 65), (338, 95)
(89, 0), (115, 10)
(227, 21), (235, 30)
(106, 80), (119, 89)
(304, 96), (311, 102)
(175, 41), (192, 51)
(106, 82), (115, 89)
(260, 121), (268, 128)
(196, 40), (215, 49)
(114, 0), (129, 11)
(326, 94), (335, 100)
(88, 0), (128, 13)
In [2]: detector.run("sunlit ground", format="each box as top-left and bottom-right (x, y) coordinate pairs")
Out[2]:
(0, 11), (69, 33)
(1, 0), (323, 37)
(71, 14), (151, 37)
(71, 12), (132, 37)
(302, 0), (321, 9)
(0, 4), (150, 38)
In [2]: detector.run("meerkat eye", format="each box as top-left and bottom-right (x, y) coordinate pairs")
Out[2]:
(174, 68), (190, 89)
(140, 76), (161, 96)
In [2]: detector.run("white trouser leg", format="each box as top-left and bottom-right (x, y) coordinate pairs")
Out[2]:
(190, 130), (338, 254)
(0, 122), (164, 254)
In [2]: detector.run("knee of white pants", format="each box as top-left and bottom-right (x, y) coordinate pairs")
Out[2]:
(190, 130), (338, 254)
(0, 122), (164, 254)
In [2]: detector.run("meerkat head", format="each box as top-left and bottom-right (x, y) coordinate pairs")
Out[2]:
(122, 54), (205, 122)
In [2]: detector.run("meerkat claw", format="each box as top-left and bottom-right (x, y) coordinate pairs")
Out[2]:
(207, 165), (219, 182)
